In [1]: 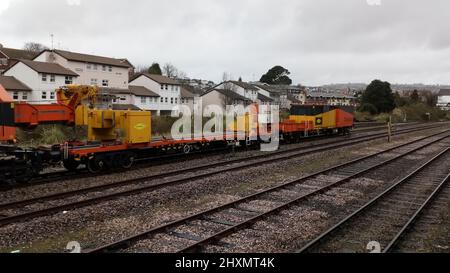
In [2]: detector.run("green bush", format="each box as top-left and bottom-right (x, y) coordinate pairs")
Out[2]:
(359, 103), (378, 115)
(16, 125), (74, 147)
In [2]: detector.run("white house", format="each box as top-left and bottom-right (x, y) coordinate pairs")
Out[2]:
(33, 49), (132, 89)
(3, 59), (78, 103)
(130, 73), (182, 115)
(108, 85), (160, 114)
(201, 88), (251, 111)
(437, 89), (450, 110)
(0, 75), (32, 101)
(215, 81), (259, 102)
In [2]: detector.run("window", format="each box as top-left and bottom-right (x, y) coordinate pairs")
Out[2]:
(91, 79), (98, 86)
(50, 75), (55, 82)
(181, 98), (185, 104)
(160, 85), (164, 90)
(93, 64), (98, 70)
(160, 97), (163, 103)
(108, 66), (112, 72)
(42, 91), (47, 100)
(102, 80), (109, 87)
(102, 65), (106, 71)
(87, 63), (92, 70)
(165, 85), (168, 90)
(22, 93), (28, 100)
(65, 76), (73, 85)
(141, 96), (146, 104)
(42, 74), (47, 82)
(13, 92), (18, 100)
(170, 98), (174, 104)
(175, 98), (178, 104)
(50, 92), (55, 100)
(171, 85), (174, 91)
(0, 58), (7, 65)
(165, 97), (168, 103)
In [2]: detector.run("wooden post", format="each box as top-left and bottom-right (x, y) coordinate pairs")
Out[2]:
(387, 116), (392, 143)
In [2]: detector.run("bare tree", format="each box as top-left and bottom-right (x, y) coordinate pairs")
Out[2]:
(162, 63), (188, 79)
(162, 63), (178, 78)
(222, 72), (236, 91)
(23, 42), (49, 53)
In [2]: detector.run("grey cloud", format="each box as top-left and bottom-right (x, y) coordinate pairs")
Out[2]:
(1, 0), (450, 85)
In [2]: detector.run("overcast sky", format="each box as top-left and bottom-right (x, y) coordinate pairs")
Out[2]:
(1, 0), (450, 86)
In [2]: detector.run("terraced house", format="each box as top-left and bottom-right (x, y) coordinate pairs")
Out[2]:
(0, 44), (37, 73)
(130, 73), (195, 116)
(2, 59), (78, 103)
(33, 49), (132, 89)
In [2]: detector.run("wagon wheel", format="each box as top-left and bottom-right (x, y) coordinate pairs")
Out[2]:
(183, 145), (192, 154)
(121, 153), (136, 169)
(87, 157), (105, 174)
(63, 159), (80, 171)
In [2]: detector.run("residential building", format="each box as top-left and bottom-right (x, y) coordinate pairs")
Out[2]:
(305, 91), (357, 107)
(437, 89), (450, 110)
(33, 49), (132, 89)
(180, 86), (196, 111)
(107, 85), (160, 114)
(215, 81), (259, 102)
(130, 73), (182, 115)
(0, 75), (32, 101)
(3, 59), (78, 103)
(0, 44), (37, 73)
(201, 88), (252, 111)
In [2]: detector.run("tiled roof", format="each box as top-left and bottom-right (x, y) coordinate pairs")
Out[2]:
(0, 47), (37, 60)
(131, 73), (180, 85)
(181, 87), (195, 98)
(6, 60), (78, 76)
(258, 93), (274, 102)
(39, 49), (132, 68)
(438, 89), (450, 96)
(203, 88), (251, 101)
(0, 76), (32, 92)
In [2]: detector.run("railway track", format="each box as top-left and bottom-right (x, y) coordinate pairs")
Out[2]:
(84, 129), (450, 253)
(298, 148), (450, 253)
(1, 122), (443, 192)
(0, 124), (447, 227)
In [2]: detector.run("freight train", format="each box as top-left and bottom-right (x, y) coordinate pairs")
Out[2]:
(0, 84), (354, 184)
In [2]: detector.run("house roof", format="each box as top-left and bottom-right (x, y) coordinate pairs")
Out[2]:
(101, 86), (160, 97)
(0, 47), (37, 60)
(131, 73), (180, 85)
(203, 88), (251, 102)
(38, 49), (132, 68)
(181, 87), (195, 98)
(0, 76), (32, 92)
(129, 85), (160, 97)
(228, 81), (259, 91)
(438, 89), (450, 96)
(5, 60), (78, 77)
(112, 104), (142, 111)
(258, 93), (274, 102)
(307, 91), (355, 99)
(287, 94), (302, 103)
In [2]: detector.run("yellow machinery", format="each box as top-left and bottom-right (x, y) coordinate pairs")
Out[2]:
(56, 85), (151, 144)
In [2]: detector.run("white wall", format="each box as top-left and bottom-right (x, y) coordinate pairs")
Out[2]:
(216, 82), (258, 102)
(130, 75), (182, 113)
(4, 62), (68, 103)
(35, 51), (129, 89)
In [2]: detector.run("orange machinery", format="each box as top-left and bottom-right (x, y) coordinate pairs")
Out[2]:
(0, 85), (83, 143)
